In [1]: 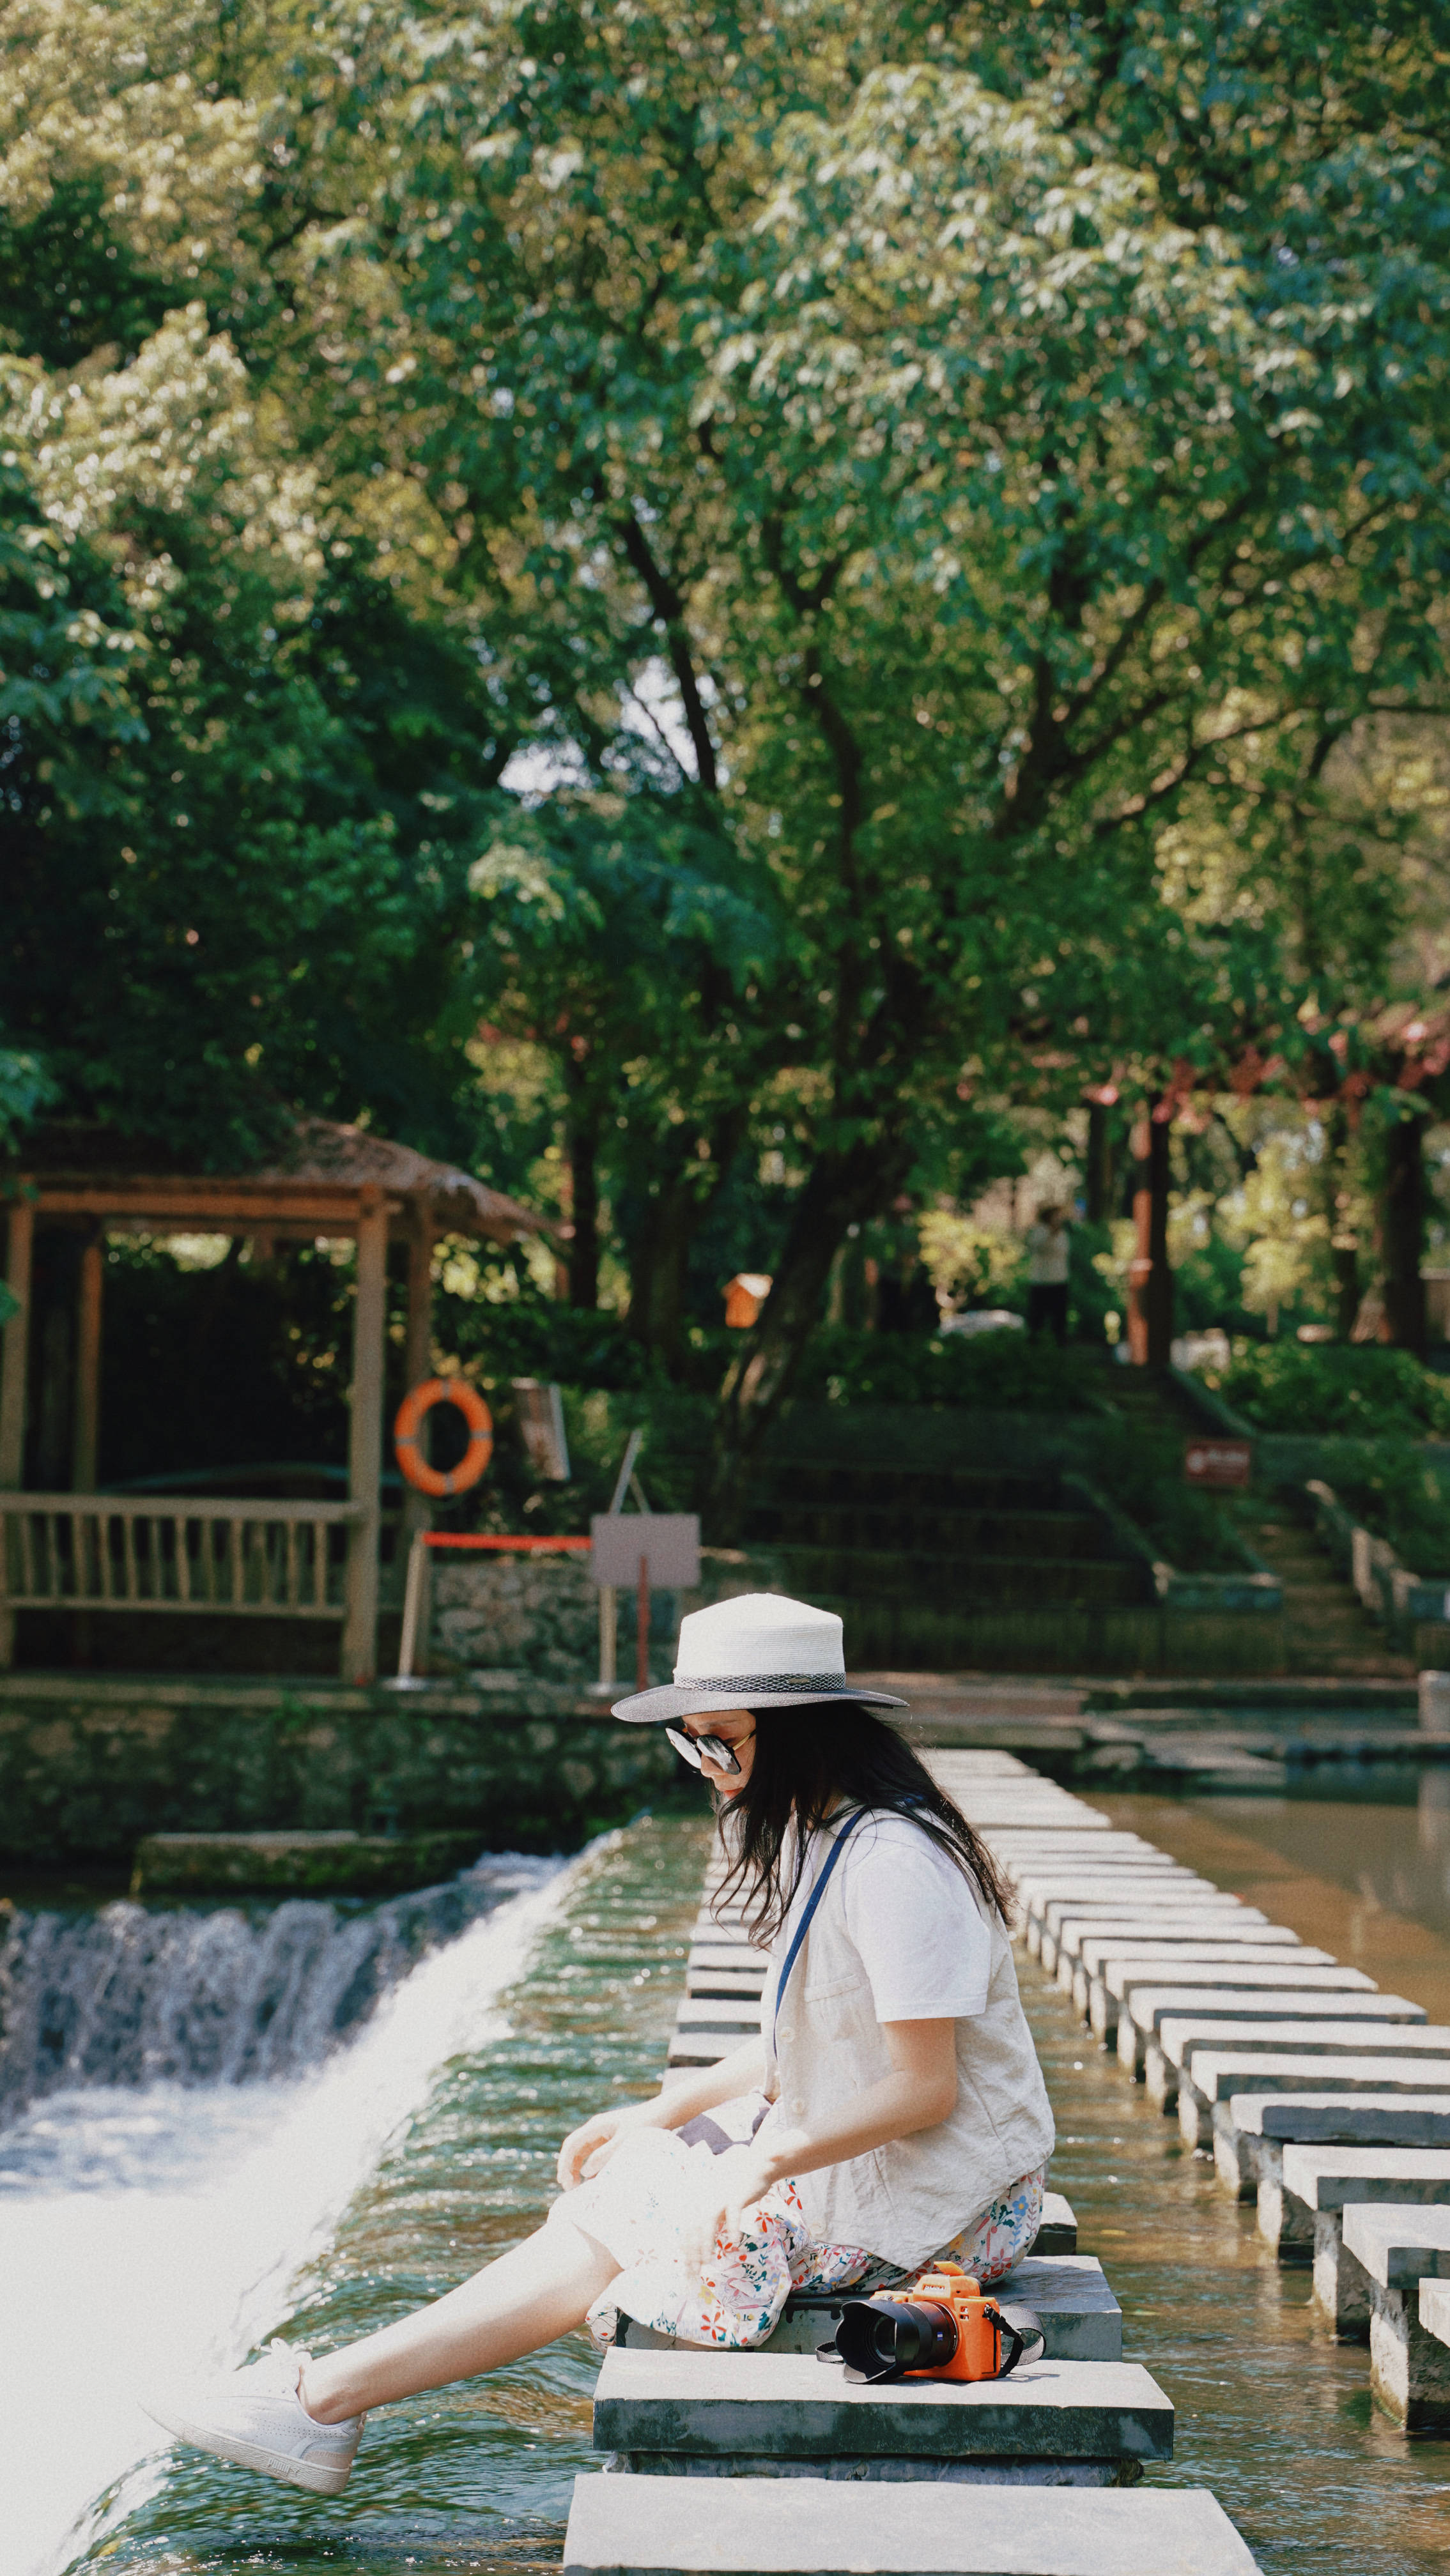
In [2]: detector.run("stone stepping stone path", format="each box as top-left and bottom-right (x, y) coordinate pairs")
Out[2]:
(965, 1751), (1450, 2456)
(562, 2473), (1262, 2574)
(573, 1752), (1270, 2572)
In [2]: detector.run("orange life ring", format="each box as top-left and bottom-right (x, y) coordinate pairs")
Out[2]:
(394, 1377), (494, 1497)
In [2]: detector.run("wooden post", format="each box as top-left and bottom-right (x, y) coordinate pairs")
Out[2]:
(342, 1190), (388, 1683)
(0, 1193), (34, 1669)
(72, 1230), (104, 1491)
(401, 1200), (435, 1550)
(0, 1194), (33, 1487)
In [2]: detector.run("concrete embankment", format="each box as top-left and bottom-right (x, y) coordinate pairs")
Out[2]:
(0, 1673), (675, 1869)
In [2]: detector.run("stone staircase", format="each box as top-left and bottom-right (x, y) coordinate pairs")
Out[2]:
(1244, 1508), (1414, 1680)
(743, 1460), (1146, 1670)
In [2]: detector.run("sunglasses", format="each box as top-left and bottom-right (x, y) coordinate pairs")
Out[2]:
(665, 1724), (749, 1778)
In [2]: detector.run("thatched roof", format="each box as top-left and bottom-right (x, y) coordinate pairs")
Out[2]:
(12, 1117), (542, 1243)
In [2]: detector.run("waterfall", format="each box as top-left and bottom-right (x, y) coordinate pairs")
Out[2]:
(0, 1855), (551, 2124)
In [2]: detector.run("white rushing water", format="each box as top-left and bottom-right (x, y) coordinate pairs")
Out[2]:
(0, 1857), (573, 2576)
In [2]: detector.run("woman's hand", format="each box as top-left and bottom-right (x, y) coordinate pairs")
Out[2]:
(556, 2106), (641, 2191)
(676, 2133), (799, 2275)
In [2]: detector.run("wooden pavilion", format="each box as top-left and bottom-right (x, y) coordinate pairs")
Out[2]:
(0, 1119), (541, 1678)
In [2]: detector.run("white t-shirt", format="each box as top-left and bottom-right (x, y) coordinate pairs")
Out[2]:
(762, 1809), (993, 2053)
(1026, 1221), (1070, 1285)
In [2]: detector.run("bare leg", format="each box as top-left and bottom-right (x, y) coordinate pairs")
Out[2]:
(300, 2209), (621, 2422)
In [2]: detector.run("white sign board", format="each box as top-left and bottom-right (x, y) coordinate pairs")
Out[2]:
(590, 1513), (700, 1589)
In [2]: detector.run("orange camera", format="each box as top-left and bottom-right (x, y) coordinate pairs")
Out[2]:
(829, 2259), (1043, 2386)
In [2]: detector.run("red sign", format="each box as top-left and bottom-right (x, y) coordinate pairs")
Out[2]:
(1184, 1439), (1253, 1489)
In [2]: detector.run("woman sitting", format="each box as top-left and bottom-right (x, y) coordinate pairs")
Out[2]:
(144, 1591), (1055, 2494)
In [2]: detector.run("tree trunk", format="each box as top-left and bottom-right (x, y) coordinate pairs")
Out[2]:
(1085, 1100), (1114, 1226)
(626, 1110), (746, 1372)
(708, 1135), (909, 1537)
(1318, 1103), (1360, 1340)
(1145, 1107), (1174, 1367)
(1380, 1107), (1426, 1356)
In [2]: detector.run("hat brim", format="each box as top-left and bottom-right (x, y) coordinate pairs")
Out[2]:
(612, 1679), (909, 1724)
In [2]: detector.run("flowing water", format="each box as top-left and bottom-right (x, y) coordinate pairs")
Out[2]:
(8, 1786), (1450, 2576)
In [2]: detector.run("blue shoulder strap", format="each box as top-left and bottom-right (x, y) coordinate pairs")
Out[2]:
(769, 1805), (870, 2057)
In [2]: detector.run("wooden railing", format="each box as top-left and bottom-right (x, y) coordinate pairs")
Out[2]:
(0, 1493), (401, 1620)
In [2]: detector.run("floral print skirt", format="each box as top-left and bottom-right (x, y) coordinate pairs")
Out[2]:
(556, 2100), (1046, 2353)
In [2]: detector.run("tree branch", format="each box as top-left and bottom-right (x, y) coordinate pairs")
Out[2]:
(615, 511), (718, 792)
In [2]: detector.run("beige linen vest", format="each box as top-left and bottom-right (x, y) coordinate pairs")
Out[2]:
(759, 1821), (1055, 2270)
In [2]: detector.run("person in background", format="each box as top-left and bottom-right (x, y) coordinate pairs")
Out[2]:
(1025, 1202), (1071, 1344)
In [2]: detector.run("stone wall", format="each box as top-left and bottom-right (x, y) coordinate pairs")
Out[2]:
(0, 1673), (684, 1873)
(427, 1545), (773, 1687)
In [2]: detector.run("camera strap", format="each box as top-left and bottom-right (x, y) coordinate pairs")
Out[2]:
(982, 2301), (1046, 2376)
(769, 1805), (869, 2060)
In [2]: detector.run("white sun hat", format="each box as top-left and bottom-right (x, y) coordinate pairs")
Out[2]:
(610, 1590), (907, 1723)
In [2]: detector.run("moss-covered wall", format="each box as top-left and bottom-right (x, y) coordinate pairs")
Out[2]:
(0, 1676), (681, 1873)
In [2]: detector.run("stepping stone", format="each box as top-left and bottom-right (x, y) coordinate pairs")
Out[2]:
(590, 2347), (1174, 2481)
(1054, 1915), (1289, 1968)
(666, 2034), (739, 2068)
(925, 1751), (1037, 1777)
(1212, 2092), (1450, 2200)
(619, 2255), (1123, 2366)
(1177, 2052), (1450, 2151)
(563, 2472), (1263, 2570)
(1116, 1978), (1387, 2079)
(1079, 1942), (1329, 2033)
(1419, 2274), (1450, 2352)
(1145, 2009), (1434, 2115)
(1339, 2205), (1450, 2426)
(1036, 1905), (1269, 1976)
(684, 1968), (766, 2000)
(674, 1999), (761, 2031)
(1261, 2143), (1450, 2275)
(1032, 2190), (1078, 2255)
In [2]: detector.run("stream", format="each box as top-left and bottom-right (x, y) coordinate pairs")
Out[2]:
(6, 1783), (1450, 2576)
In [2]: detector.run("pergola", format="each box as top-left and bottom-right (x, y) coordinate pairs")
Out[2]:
(0, 1119), (541, 1677)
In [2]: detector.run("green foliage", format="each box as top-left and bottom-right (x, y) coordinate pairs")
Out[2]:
(1087, 1420), (1253, 1575)
(1198, 1341), (1450, 1439)
(1332, 1451), (1450, 1577)
(790, 1328), (1099, 1413)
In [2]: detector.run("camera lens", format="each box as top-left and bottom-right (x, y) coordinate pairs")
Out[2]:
(835, 2297), (959, 2382)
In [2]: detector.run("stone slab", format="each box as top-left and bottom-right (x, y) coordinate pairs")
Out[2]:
(1192, 2053), (1450, 2106)
(1419, 2276), (1450, 2347)
(1122, 1984), (1407, 2081)
(1114, 1962), (1365, 2004)
(1033, 2191), (1078, 2255)
(621, 2258), (1123, 2367)
(674, 2001), (762, 2031)
(562, 2474), (1261, 2573)
(1160, 2011), (1433, 2072)
(1342, 2202), (1450, 2287)
(1056, 1917), (1286, 1963)
(592, 2349), (1173, 2464)
(1281, 2144), (1450, 2212)
(684, 1972), (766, 2000)
(1232, 2090), (1450, 2142)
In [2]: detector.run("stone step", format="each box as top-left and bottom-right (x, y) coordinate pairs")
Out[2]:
(1259, 2143), (1450, 2266)
(1419, 2274), (1450, 2350)
(619, 2255), (1122, 2366)
(1175, 2051), (1450, 2152)
(591, 2348), (1173, 2481)
(1146, 2011), (1435, 2115)
(562, 2474), (1263, 2572)
(1034, 2190), (1077, 2255)
(674, 2000), (762, 2035)
(764, 1547), (1146, 1609)
(746, 1506), (1106, 1558)
(1117, 1981), (1393, 2079)
(685, 1970), (767, 2000)
(1212, 2092), (1450, 2199)
(1053, 1915), (1297, 1970)
(1033, 1902), (1264, 1974)
(1339, 2205), (1450, 2423)
(1079, 1943), (1329, 2034)
(923, 1751), (1037, 1777)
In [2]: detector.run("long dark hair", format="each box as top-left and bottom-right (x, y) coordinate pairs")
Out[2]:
(713, 1703), (1014, 1944)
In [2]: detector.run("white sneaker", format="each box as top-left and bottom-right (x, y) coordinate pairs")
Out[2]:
(141, 2338), (364, 2495)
